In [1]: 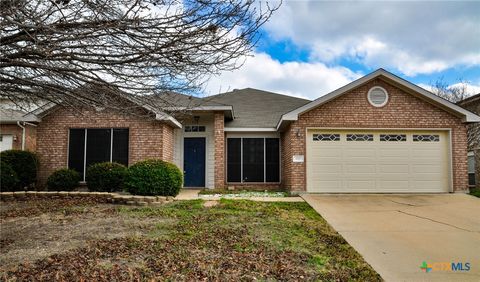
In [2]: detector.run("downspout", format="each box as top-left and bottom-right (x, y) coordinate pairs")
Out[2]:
(17, 121), (26, 150)
(15, 121), (37, 150)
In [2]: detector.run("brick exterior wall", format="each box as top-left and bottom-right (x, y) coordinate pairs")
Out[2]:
(161, 124), (174, 162)
(36, 107), (175, 184)
(281, 126), (294, 192)
(0, 124), (36, 151)
(213, 112), (225, 188)
(282, 78), (469, 193)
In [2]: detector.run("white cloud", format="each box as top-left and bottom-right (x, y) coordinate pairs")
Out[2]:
(265, 1), (480, 76)
(204, 52), (361, 100)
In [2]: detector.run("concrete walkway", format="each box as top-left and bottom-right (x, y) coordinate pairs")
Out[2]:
(174, 189), (201, 200)
(302, 194), (480, 282)
(174, 189), (304, 202)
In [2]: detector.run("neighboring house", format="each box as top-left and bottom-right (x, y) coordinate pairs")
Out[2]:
(0, 108), (39, 152)
(4, 69), (480, 193)
(457, 93), (480, 188)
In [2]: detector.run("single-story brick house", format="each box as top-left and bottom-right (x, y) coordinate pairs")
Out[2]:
(2, 69), (479, 193)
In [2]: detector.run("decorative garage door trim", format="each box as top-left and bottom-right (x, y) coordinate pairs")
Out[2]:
(305, 128), (453, 193)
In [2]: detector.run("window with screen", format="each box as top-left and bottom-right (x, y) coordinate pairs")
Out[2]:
(227, 137), (280, 183)
(242, 138), (264, 182)
(468, 154), (476, 187)
(68, 128), (129, 180)
(68, 129), (86, 179)
(265, 138), (280, 182)
(227, 138), (241, 182)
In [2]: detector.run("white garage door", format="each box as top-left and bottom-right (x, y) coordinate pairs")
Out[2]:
(306, 130), (450, 193)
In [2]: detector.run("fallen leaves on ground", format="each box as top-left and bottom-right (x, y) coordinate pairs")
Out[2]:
(0, 197), (111, 219)
(0, 199), (381, 281)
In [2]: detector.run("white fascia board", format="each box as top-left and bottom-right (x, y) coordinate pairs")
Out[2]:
(224, 127), (277, 132)
(155, 112), (182, 128)
(162, 105), (233, 111)
(162, 105), (235, 119)
(277, 68), (480, 129)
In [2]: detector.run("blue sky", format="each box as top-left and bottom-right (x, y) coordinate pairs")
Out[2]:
(205, 1), (480, 100)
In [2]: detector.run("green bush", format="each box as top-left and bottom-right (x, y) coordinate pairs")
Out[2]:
(125, 159), (183, 196)
(86, 162), (127, 192)
(1, 161), (20, 191)
(47, 168), (80, 191)
(0, 150), (39, 189)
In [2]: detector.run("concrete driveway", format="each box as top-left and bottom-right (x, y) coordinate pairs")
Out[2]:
(302, 194), (480, 282)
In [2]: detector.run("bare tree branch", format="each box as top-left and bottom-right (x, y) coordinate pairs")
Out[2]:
(0, 0), (280, 114)
(429, 78), (480, 153)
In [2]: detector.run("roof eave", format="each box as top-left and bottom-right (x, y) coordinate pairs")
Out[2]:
(224, 127), (277, 132)
(163, 105), (234, 119)
(155, 113), (182, 128)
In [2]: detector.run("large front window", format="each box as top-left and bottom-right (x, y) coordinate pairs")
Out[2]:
(227, 138), (280, 183)
(68, 128), (129, 180)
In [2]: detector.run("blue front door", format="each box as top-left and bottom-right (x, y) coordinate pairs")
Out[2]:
(183, 137), (206, 187)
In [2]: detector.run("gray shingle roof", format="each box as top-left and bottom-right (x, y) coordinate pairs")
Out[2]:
(148, 91), (226, 108)
(208, 88), (310, 128)
(0, 108), (39, 123)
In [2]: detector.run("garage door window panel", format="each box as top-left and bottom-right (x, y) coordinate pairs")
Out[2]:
(380, 134), (407, 142)
(313, 134), (340, 141)
(413, 134), (440, 142)
(346, 134), (373, 141)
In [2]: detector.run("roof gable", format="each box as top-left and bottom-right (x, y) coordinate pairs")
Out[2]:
(278, 69), (480, 130)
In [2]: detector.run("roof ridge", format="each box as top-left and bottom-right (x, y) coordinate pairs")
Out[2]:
(206, 88), (311, 102)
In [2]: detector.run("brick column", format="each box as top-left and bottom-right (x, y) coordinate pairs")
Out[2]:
(214, 112), (225, 188)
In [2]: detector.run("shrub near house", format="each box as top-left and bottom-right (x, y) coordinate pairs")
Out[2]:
(1, 161), (19, 191)
(125, 160), (183, 197)
(47, 169), (81, 191)
(86, 162), (127, 192)
(0, 150), (39, 191)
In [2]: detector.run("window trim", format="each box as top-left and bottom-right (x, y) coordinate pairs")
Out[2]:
(226, 137), (281, 184)
(367, 86), (389, 107)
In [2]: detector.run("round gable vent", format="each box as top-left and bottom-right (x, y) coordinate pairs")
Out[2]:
(367, 86), (388, 107)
